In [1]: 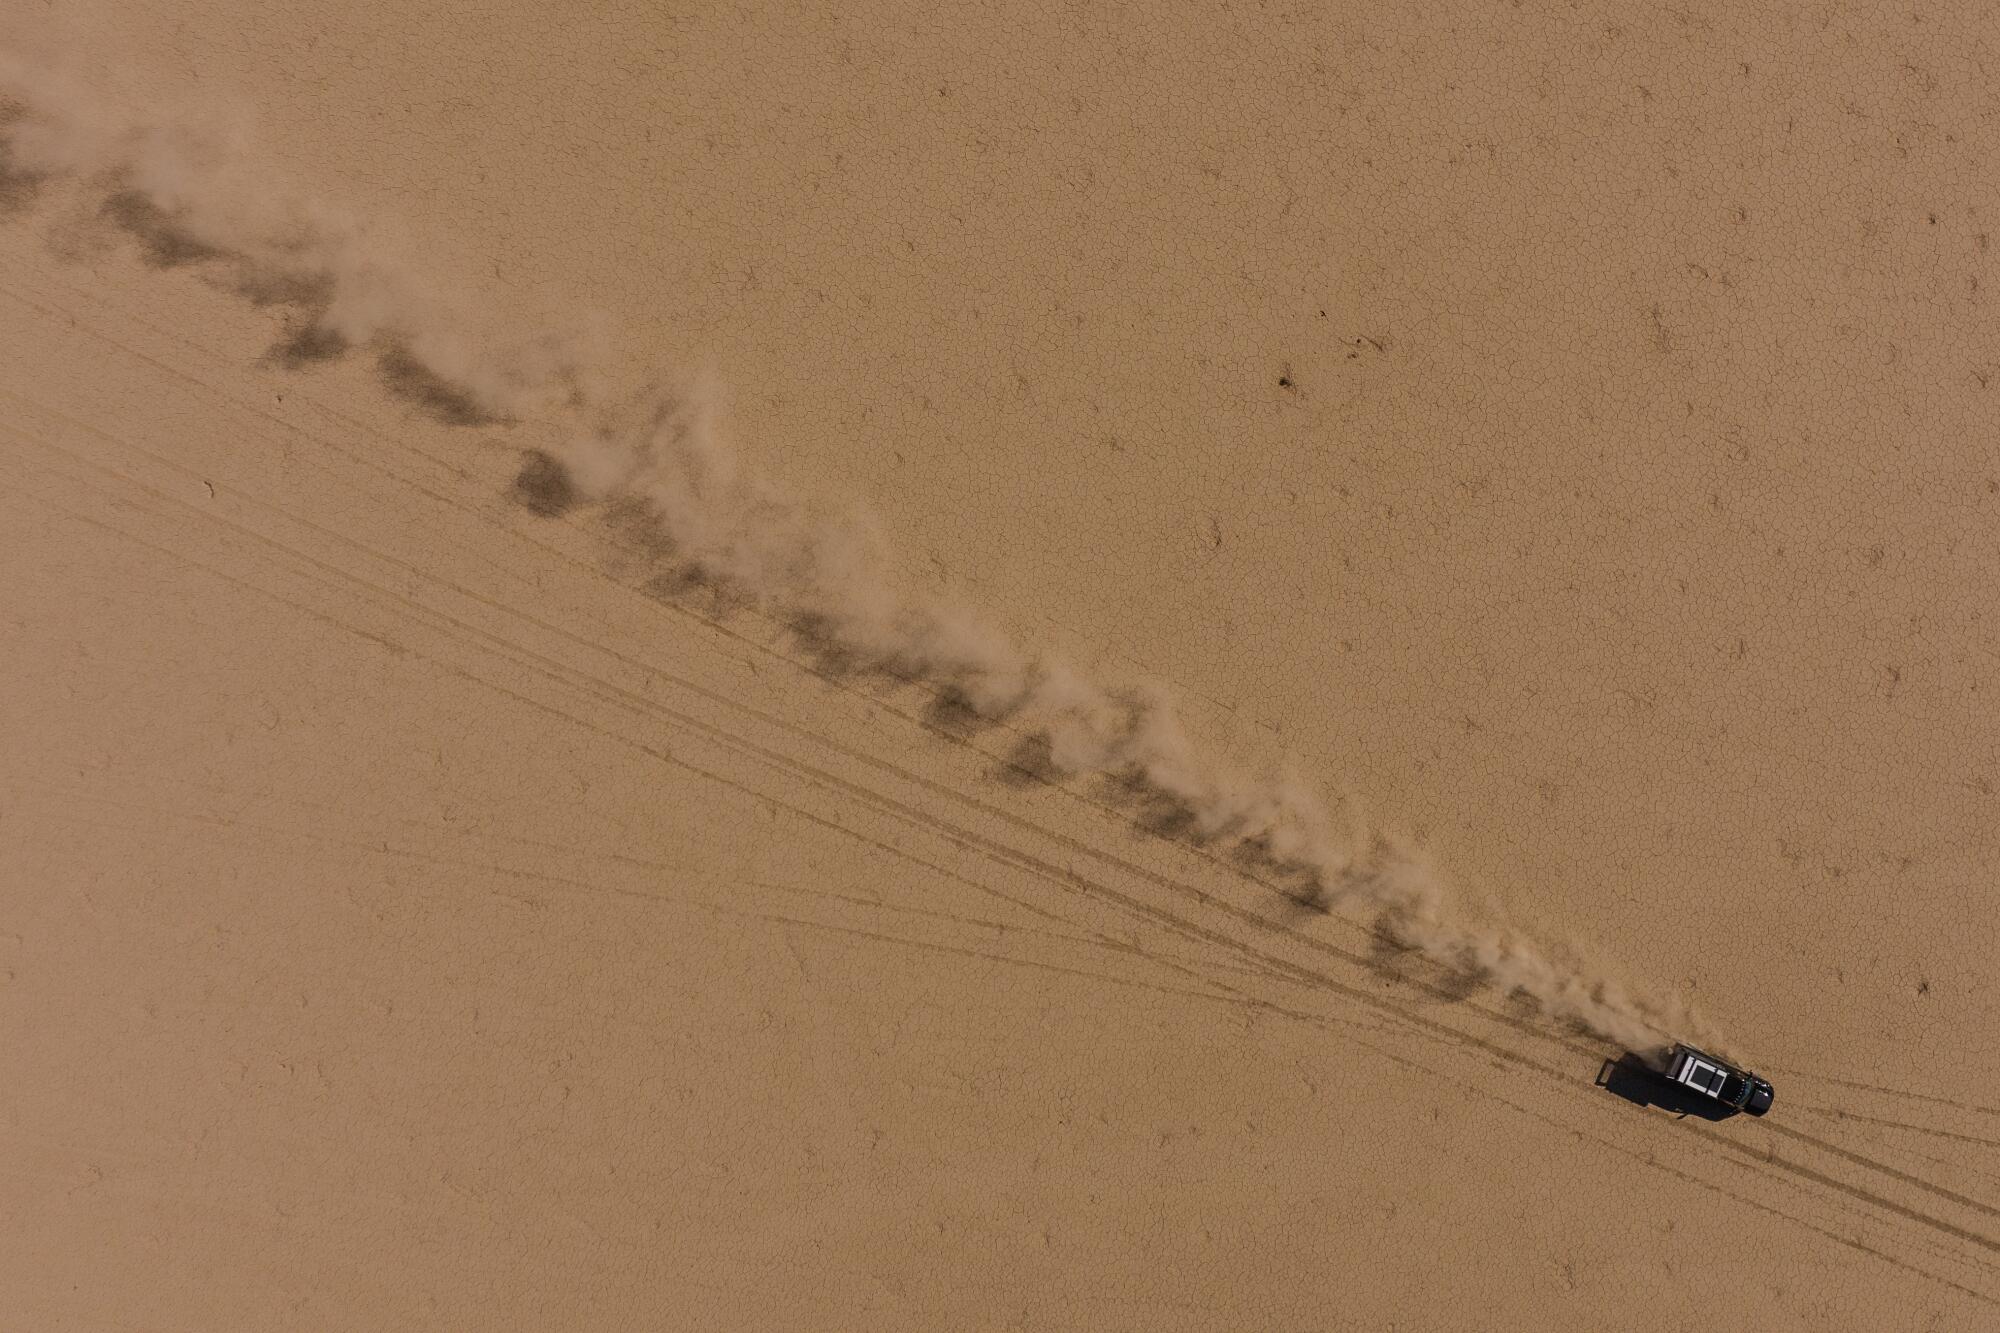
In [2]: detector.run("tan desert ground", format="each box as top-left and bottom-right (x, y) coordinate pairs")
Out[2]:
(3, 4), (1998, 1328)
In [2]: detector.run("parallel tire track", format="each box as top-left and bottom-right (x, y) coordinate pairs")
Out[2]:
(2, 262), (1995, 1302)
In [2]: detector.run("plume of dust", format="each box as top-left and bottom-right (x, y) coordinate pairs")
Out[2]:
(0, 52), (1707, 1057)
(0, 52), (607, 419)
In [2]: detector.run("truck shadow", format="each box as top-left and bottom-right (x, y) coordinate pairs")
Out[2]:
(1596, 1052), (1741, 1122)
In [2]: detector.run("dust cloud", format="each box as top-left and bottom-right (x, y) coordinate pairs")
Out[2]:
(0, 51), (1696, 1053)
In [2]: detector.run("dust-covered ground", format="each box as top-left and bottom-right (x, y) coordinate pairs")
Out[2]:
(3, 5), (1997, 1328)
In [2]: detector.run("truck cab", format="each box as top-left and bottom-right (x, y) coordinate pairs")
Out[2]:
(1664, 1044), (1774, 1117)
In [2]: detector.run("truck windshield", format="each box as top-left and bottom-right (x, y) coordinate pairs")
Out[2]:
(1720, 1074), (1747, 1103)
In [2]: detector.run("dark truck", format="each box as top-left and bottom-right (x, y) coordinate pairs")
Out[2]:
(1662, 1044), (1774, 1117)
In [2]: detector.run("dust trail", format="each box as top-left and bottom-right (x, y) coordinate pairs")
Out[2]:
(0, 53), (1701, 1054)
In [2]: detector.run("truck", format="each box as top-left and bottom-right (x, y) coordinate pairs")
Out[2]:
(1663, 1044), (1774, 1117)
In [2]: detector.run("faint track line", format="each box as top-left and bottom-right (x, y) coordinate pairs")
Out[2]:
(0, 270), (1631, 1057)
(4, 269), (1998, 1296)
(11, 803), (1292, 1021)
(14, 463), (1997, 1290)
(5, 421), (1259, 998)
(1796, 1106), (2000, 1153)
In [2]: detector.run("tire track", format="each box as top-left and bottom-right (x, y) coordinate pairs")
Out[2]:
(6, 404), (1412, 1015)
(4, 247), (1989, 1143)
(11, 422), (1602, 1095)
(8, 451), (1997, 1298)
(0, 289), (1636, 1085)
(9, 801), (1305, 1025)
(0, 357), (1311, 1008)
(4, 279), (1997, 1296)
(15, 399), (2000, 1279)
(0, 260), (1751, 1092)
(15, 436), (1442, 1069)
(0, 265), (1641, 1057)
(4, 445), (1230, 1001)
(1773, 1073), (2000, 1122)
(12, 771), (1295, 991)
(12, 776), (1301, 992)
(12, 760), (1989, 1302)
(1797, 1107), (2000, 1154)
